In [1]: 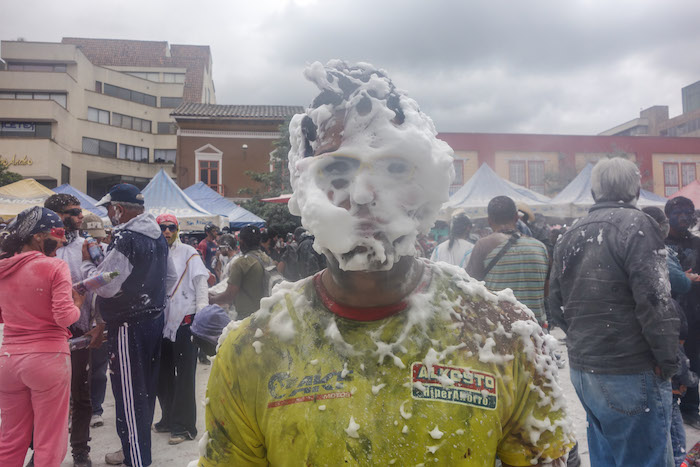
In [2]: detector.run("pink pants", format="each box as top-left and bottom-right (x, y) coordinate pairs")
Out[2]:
(0, 352), (71, 467)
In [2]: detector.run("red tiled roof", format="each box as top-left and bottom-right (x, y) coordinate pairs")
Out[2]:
(171, 103), (304, 120)
(61, 37), (211, 103)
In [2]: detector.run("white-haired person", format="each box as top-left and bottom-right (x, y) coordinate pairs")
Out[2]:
(198, 61), (573, 466)
(0, 207), (82, 466)
(550, 157), (679, 466)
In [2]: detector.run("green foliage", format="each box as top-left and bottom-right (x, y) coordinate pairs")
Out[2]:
(0, 164), (23, 187)
(238, 117), (300, 235)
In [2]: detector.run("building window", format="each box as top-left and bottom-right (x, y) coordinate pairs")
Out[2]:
(112, 113), (151, 133)
(508, 160), (546, 193)
(0, 91), (66, 108)
(528, 161), (546, 194)
(95, 81), (103, 93)
(154, 149), (176, 164)
(118, 144), (149, 162)
(82, 137), (117, 157)
(126, 71), (160, 82)
(664, 162), (696, 196)
(157, 122), (177, 134)
(103, 83), (157, 107)
(509, 161), (527, 186)
(199, 160), (220, 189)
(7, 62), (67, 72)
(160, 97), (182, 108)
(163, 73), (186, 84)
(0, 122), (51, 138)
(87, 107), (110, 125)
(61, 164), (70, 185)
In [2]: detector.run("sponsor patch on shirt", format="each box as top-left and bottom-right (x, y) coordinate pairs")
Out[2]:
(411, 362), (497, 410)
(267, 369), (353, 408)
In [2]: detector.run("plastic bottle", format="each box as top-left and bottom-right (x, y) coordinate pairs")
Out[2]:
(85, 235), (105, 266)
(73, 271), (119, 295)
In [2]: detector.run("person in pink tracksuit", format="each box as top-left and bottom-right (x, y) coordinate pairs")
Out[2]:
(0, 206), (83, 467)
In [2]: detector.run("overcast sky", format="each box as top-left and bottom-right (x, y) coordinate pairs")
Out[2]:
(4, 0), (700, 135)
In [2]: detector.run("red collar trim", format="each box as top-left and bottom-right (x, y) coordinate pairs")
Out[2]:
(313, 263), (432, 321)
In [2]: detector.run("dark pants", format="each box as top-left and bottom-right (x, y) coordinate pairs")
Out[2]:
(156, 323), (198, 437)
(90, 340), (110, 416)
(108, 314), (163, 467)
(70, 341), (92, 457)
(681, 330), (700, 416)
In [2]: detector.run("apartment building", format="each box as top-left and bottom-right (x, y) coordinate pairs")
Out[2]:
(0, 38), (215, 198)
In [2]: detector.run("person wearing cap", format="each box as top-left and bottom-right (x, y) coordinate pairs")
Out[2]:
(430, 211), (474, 268)
(0, 206), (83, 466)
(81, 183), (177, 467)
(153, 213), (209, 445)
(209, 225), (275, 320)
(45, 193), (100, 467)
(200, 61), (572, 466)
(80, 213), (111, 430)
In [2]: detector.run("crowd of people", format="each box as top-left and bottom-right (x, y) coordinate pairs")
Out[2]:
(1, 59), (699, 467)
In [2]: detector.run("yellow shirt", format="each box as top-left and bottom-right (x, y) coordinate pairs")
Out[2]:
(200, 261), (573, 466)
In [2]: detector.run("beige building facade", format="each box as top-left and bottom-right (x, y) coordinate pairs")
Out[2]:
(0, 38), (215, 198)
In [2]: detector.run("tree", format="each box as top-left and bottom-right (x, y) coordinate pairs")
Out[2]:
(239, 118), (301, 235)
(0, 164), (22, 187)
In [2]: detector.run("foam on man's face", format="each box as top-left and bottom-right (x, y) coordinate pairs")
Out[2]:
(288, 61), (454, 272)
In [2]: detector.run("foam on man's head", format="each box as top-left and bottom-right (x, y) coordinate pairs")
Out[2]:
(287, 60), (455, 271)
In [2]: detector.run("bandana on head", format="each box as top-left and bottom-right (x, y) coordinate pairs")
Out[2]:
(7, 206), (64, 240)
(156, 213), (179, 227)
(157, 213), (180, 246)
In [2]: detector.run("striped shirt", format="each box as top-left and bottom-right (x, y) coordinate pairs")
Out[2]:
(467, 232), (549, 324)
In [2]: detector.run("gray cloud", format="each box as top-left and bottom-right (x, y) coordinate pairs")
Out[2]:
(3, 0), (700, 134)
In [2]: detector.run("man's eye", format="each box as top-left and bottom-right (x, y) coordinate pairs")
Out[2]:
(323, 159), (355, 176)
(387, 161), (410, 174)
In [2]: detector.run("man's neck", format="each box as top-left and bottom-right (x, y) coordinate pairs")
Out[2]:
(492, 223), (517, 234)
(668, 228), (690, 240)
(321, 256), (424, 308)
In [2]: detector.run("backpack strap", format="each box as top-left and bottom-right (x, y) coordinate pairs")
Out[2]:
(482, 233), (520, 277)
(169, 254), (199, 299)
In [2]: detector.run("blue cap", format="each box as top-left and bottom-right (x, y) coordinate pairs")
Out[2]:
(95, 183), (145, 207)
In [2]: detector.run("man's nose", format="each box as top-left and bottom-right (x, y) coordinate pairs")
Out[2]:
(348, 173), (375, 206)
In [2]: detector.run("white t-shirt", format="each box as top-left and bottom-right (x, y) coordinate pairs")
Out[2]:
(430, 238), (474, 268)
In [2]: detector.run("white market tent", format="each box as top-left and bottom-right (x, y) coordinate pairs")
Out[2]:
(444, 163), (555, 219)
(0, 178), (55, 220)
(550, 163), (667, 218)
(183, 182), (265, 228)
(141, 169), (227, 231)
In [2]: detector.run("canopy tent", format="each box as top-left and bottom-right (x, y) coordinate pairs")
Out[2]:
(0, 178), (55, 219)
(443, 163), (554, 219)
(261, 194), (292, 204)
(141, 169), (227, 231)
(669, 179), (700, 208)
(54, 183), (108, 218)
(183, 182), (265, 228)
(550, 163), (668, 218)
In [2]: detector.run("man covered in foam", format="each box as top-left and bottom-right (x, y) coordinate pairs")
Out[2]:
(198, 61), (573, 467)
(287, 59), (454, 271)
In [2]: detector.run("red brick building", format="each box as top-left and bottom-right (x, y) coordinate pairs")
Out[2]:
(439, 132), (700, 198)
(172, 104), (302, 198)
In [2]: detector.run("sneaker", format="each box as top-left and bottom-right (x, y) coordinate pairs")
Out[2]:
(105, 449), (125, 465)
(169, 432), (195, 445)
(73, 452), (92, 467)
(25, 453), (34, 467)
(199, 354), (211, 365)
(90, 414), (104, 428)
(152, 421), (171, 433)
(682, 412), (700, 430)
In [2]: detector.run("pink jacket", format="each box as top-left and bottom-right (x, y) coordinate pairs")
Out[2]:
(0, 251), (80, 355)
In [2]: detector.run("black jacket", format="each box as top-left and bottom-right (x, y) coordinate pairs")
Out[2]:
(550, 202), (679, 379)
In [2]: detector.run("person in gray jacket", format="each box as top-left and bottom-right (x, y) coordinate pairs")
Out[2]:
(550, 157), (679, 467)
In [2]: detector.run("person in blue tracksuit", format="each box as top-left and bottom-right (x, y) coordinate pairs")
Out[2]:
(81, 184), (177, 467)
